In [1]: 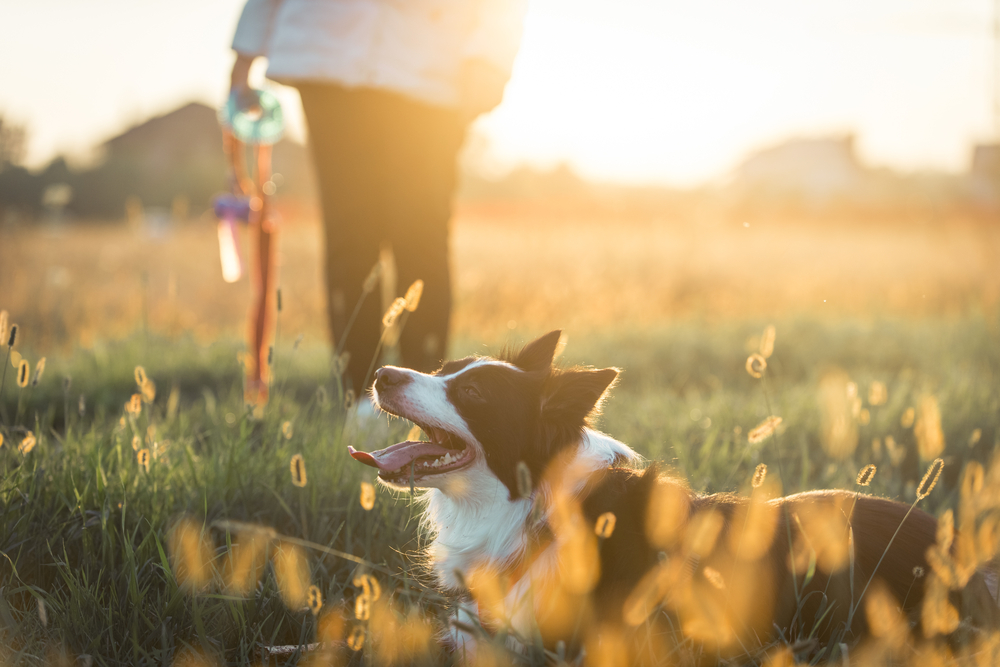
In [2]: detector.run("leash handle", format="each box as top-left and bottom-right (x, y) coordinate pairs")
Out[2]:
(218, 127), (280, 410)
(217, 87), (285, 411)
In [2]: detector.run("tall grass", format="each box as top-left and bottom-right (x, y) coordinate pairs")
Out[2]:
(0, 314), (996, 664)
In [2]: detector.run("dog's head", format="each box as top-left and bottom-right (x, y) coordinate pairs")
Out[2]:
(348, 330), (619, 499)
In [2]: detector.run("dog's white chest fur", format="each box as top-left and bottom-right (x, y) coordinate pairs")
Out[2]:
(422, 429), (639, 650)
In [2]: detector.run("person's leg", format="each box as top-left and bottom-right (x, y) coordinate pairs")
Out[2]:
(381, 96), (467, 373)
(298, 84), (387, 392)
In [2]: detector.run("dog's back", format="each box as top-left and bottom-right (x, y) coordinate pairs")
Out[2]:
(569, 464), (1000, 659)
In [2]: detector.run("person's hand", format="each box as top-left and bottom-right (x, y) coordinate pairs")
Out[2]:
(458, 58), (509, 123)
(230, 53), (256, 97)
(229, 52), (265, 116)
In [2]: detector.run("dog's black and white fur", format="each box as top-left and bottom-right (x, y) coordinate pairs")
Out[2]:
(350, 331), (1000, 661)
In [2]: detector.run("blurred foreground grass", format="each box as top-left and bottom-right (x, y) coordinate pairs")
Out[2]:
(1, 209), (999, 664)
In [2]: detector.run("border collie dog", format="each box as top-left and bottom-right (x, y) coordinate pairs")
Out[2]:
(350, 331), (999, 662)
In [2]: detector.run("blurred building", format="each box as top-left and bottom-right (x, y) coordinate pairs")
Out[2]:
(0, 102), (315, 222)
(733, 135), (863, 205)
(967, 143), (1000, 207)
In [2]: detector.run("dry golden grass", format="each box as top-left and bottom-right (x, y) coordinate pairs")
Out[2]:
(1, 204), (999, 350)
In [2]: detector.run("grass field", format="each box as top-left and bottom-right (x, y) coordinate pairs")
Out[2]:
(1, 205), (999, 665)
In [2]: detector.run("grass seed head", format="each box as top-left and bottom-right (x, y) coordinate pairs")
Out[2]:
(819, 370), (859, 459)
(353, 573), (382, 601)
(78, 394), (86, 417)
(316, 610), (345, 644)
(752, 463), (768, 488)
(901, 406), (915, 428)
(595, 512), (617, 538)
(0, 433), (3, 449)
(138, 448), (150, 472)
(225, 530), (271, 596)
(167, 385), (180, 420)
(132, 435), (140, 451)
(961, 461), (984, 501)
(359, 481), (375, 510)
(19, 431), (36, 454)
(354, 594), (371, 621)
(730, 489), (779, 561)
(134, 366), (147, 387)
(885, 435), (905, 466)
(332, 352), (350, 379)
(307, 585), (323, 615)
(748, 416), (782, 444)
(141, 379), (156, 403)
(914, 395), (944, 460)
(17, 359), (29, 387)
(31, 357), (45, 386)
(126, 394), (142, 415)
(646, 480), (691, 548)
(362, 262), (382, 293)
(936, 509), (954, 551)
(344, 389), (356, 410)
(917, 458), (945, 499)
(970, 428), (982, 446)
(686, 509), (725, 557)
(7, 323), (16, 347)
(0, 310), (7, 345)
(347, 625), (365, 651)
(274, 542), (309, 609)
(868, 380), (888, 406)
(276, 288), (282, 313)
(403, 279), (424, 312)
(856, 464), (877, 486)
(745, 353), (766, 379)
(702, 566), (725, 590)
(865, 583), (907, 647)
(759, 324), (776, 358)
(913, 566), (925, 578)
(921, 574), (960, 636)
(290, 454), (307, 487)
(515, 461), (532, 499)
(281, 420), (293, 440)
(382, 297), (407, 328)
(168, 517), (213, 591)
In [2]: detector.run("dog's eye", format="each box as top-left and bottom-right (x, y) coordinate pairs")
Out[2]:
(463, 385), (482, 400)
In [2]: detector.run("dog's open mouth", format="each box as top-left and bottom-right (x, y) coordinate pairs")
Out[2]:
(348, 425), (474, 483)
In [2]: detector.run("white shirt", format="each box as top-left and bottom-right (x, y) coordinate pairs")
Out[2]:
(232, 0), (528, 109)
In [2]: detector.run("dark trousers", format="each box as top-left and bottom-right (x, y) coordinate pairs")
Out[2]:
(298, 84), (466, 392)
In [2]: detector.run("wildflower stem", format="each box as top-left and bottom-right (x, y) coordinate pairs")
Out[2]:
(361, 310), (411, 392)
(759, 375), (786, 484)
(0, 345), (9, 425)
(845, 496), (920, 629)
(63, 383), (70, 436)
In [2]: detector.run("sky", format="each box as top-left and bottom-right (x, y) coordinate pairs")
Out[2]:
(0, 0), (995, 186)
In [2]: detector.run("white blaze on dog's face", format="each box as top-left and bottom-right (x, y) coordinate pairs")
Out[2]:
(348, 331), (621, 500)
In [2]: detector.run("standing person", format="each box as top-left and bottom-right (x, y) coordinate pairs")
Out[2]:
(230, 0), (528, 394)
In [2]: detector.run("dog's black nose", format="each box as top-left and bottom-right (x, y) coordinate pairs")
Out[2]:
(374, 367), (407, 393)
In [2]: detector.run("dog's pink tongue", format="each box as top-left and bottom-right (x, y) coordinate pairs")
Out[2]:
(348, 441), (450, 472)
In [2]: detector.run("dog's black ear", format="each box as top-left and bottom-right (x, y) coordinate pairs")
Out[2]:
(512, 330), (563, 372)
(540, 367), (618, 427)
